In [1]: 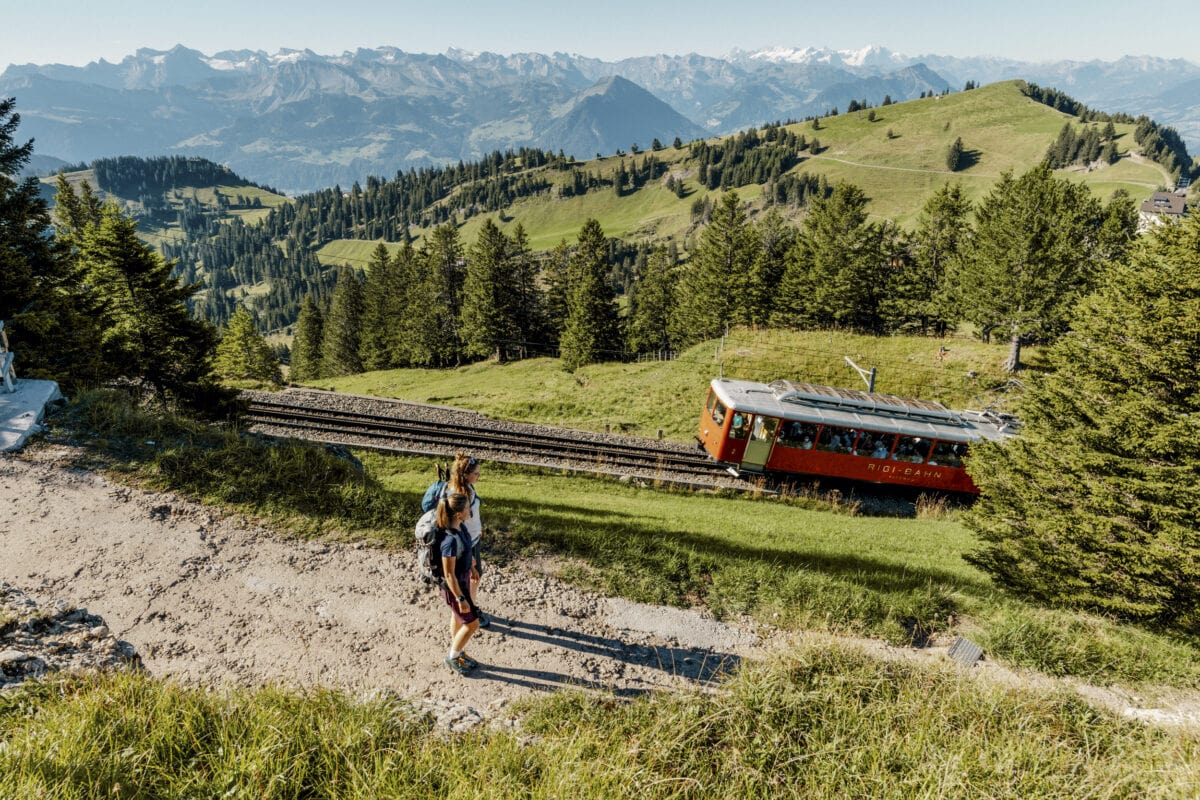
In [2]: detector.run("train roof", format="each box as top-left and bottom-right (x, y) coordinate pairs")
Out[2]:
(709, 378), (1017, 443)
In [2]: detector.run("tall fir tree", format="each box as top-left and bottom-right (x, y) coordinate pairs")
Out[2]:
(387, 241), (431, 366)
(671, 192), (759, 345)
(952, 164), (1106, 370)
(900, 182), (971, 335)
(542, 239), (573, 346)
(506, 224), (547, 358)
(559, 219), (622, 371)
(214, 308), (282, 385)
(290, 293), (324, 381)
(417, 223), (467, 366)
(964, 213), (1200, 632)
(320, 266), (365, 377)
(775, 182), (889, 332)
(0, 101), (105, 389)
(359, 243), (405, 371)
(626, 245), (677, 354)
(460, 218), (515, 360)
(77, 203), (217, 404)
(748, 209), (796, 327)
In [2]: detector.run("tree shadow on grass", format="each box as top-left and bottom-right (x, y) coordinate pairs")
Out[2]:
(957, 148), (983, 171)
(488, 498), (994, 600)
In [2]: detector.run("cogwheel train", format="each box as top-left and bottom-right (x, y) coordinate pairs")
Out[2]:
(698, 378), (1017, 493)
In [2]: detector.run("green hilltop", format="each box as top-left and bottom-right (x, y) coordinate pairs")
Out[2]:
(322, 79), (1180, 266)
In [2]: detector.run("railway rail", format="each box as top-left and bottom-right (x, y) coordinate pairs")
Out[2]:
(242, 390), (756, 491)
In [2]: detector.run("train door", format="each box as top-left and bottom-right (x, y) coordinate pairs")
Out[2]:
(740, 415), (779, 472)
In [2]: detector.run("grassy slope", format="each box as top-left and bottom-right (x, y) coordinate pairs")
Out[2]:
(785, 82), (1165, 225)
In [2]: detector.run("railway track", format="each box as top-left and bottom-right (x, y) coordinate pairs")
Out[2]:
(242, 392), (754, 490)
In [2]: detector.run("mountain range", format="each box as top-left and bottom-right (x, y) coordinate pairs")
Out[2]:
(3, 45), (1198, 194)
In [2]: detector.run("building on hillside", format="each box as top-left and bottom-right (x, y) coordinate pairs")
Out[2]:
(1138, 190), (1188, 232)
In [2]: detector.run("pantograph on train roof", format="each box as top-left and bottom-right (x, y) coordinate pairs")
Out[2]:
(768, 379), (960, 423)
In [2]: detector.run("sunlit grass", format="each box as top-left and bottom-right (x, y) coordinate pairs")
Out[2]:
(3, 645), (1197, 799)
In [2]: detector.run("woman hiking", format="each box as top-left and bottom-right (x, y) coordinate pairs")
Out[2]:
(446, 453), (489, 628)
(438, 492), (481, 674)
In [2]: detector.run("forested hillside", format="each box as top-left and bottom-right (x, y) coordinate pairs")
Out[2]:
(48, 80), (1196, 349)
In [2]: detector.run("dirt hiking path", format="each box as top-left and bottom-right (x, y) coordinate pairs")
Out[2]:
(1, 447), (760, 722)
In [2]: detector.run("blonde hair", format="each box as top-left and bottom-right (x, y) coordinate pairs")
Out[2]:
(449, 452), (478, 493)
(435, 492), (469, 529)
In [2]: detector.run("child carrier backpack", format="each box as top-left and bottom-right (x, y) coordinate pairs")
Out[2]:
(420, 463), (450, 513)
(413, 508), (445, 586)
(420, 463), (481, 514)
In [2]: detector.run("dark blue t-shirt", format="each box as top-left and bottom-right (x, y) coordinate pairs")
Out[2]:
(438, 525), (473, 588)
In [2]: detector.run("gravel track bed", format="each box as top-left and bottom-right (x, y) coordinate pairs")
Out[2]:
(243, 388), (760, 492)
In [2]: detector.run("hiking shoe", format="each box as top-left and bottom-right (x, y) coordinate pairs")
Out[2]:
(445, 655), (472, 675)
(459, 653), (480, 670)
(478, 613), (491, 629)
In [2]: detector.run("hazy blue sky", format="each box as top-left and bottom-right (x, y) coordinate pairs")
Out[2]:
(4, 0), (1197, 68)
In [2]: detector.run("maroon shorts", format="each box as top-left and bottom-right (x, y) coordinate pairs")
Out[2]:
(440, 585), (479, 625)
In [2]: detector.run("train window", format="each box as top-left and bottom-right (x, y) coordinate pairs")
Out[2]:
(817, 426), (857, 454)
(751, 416), (779, 442)
(929, 441), (967, 468)
(778, 420), (818, 449)
(729, 413), (751, 440)
(712, 400), (727, 426)
(706, 390), (717, 417)
(857, 433), (896, 458)
(893, 436), (932, 464)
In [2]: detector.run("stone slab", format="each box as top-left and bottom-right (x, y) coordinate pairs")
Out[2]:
(0, 379), (63, 452)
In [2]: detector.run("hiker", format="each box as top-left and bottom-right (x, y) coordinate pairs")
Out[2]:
(446, 453), (489, 628)
(439, 492), (481, 675)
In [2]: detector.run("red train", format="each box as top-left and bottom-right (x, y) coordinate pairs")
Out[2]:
(698, 377), (1017, 493)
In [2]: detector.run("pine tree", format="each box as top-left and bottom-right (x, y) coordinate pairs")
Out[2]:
(214, 308), (282, 385)
(775, 182), (887, 331)
(671, 192), (759, 344)
(290, 293), (324, 381)
(0, 101), (105, 389)
(902, 182), (971, 335)
(506, 224), (546, 358)
(1101, 140), (1119, 165)
(951, 164), (1106, 370)
(964, 213), (1200, 632)
(74, 202), (218, 403)
(559, 219), (622, 371)
(320, 266), (365, 377)
(543, 239), (573, 343)
(460, 218), (514, 360)
(359, 243), (405, 371)
(748, 209), (796, 326)
(946, 137), (964, 171)
(626, 245), (676, 354)
(419, 224), (467, 366)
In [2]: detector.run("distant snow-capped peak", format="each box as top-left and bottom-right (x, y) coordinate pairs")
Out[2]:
(740, 44), (908, 69)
